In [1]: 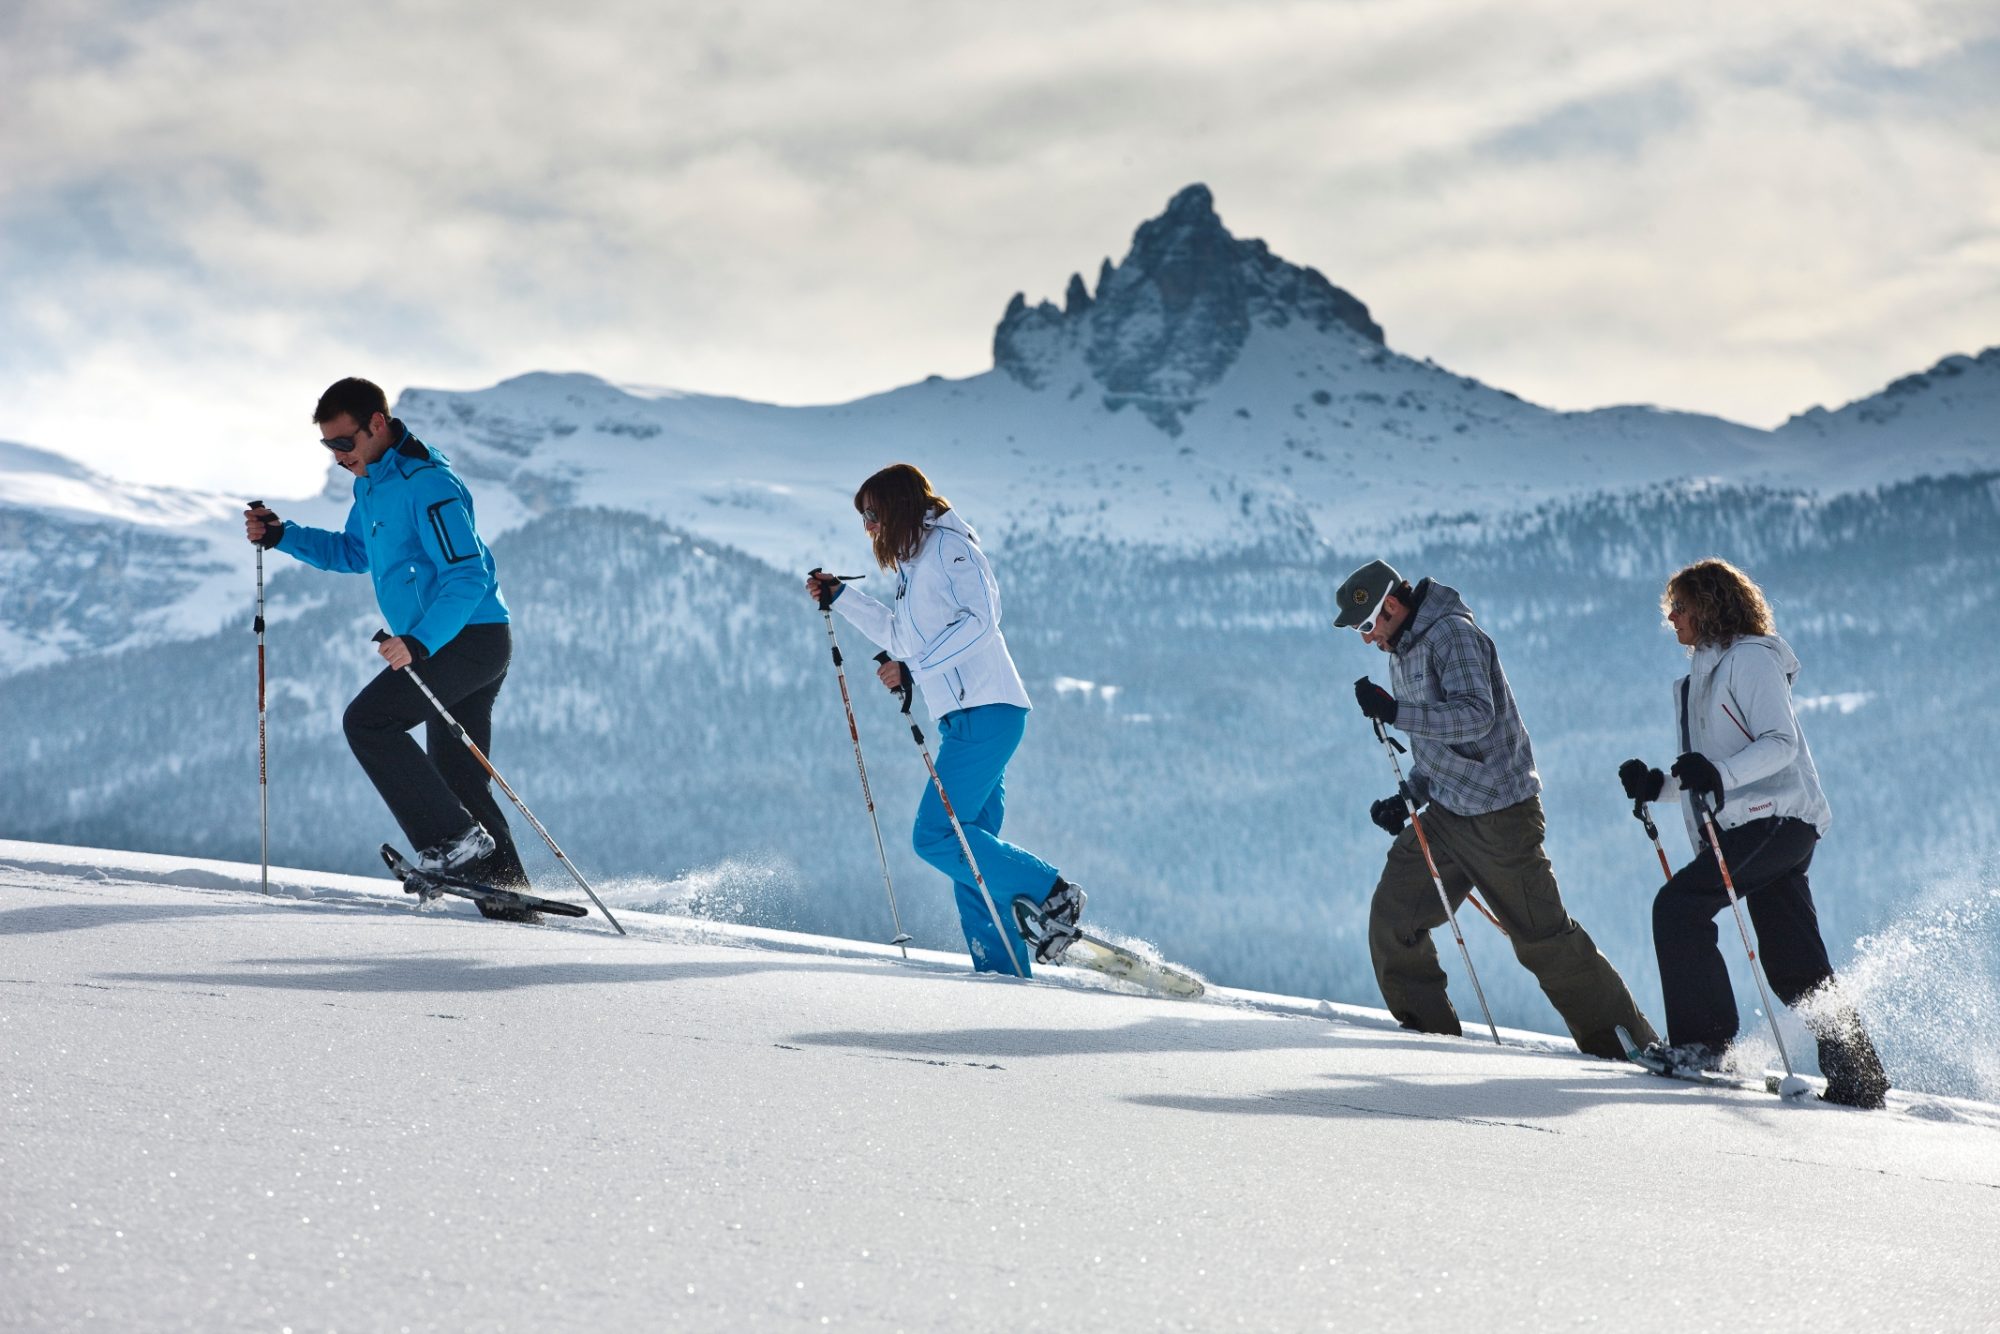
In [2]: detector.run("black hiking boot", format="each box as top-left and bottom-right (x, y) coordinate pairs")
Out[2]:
(1817, 1029), (1890, 1109)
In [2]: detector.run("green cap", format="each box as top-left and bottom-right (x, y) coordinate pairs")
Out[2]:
(1333, 559), (1403, 629)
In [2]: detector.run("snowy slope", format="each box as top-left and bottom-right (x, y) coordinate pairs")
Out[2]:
(5, 841), (2000, 1332)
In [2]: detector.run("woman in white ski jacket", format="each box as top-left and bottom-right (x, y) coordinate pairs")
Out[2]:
(804, 463), (1083, 975)
(1618, 558), (1888, 1107)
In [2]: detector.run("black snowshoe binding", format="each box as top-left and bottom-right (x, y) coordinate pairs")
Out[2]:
(417, 823), (497, 877)
(460, 845), (538, 923)
(413, 825), (540, 921)
(1022, 880), (1086, 964)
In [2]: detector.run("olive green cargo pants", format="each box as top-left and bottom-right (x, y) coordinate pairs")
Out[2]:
(1368, 795), (1657, 1059)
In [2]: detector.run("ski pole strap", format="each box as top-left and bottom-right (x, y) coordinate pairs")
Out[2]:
(1632, 799), (1659, 839)
(809, 568), (865, 612)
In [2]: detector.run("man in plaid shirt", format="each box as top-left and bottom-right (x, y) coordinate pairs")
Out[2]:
(1336, 559), (1656, 1059)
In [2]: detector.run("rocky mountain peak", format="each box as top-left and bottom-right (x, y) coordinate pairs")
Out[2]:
(993, 184), (1383, 432)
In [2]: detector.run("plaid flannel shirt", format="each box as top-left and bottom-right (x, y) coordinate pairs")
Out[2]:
(1388, 580), (1541, 817)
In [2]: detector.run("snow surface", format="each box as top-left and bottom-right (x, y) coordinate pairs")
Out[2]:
(6, 840), (1999, 1332)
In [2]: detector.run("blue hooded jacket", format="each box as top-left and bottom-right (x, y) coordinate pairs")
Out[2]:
(276, 420), (508, 654)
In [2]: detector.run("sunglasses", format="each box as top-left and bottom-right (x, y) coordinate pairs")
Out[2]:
(1354, 585), (1396, 635)
(319, 422), (373, 452)
(1668, 599), (1686, 614)
(860, 508), (879, 524)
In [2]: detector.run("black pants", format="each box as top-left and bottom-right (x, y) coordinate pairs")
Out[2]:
(1652, 816), (1833, 1048)
(342, 622), (522, 869)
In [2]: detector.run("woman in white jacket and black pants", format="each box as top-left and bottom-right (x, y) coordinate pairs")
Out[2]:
(1619, 558), (1889, 1107)
(805, 463), (1084, 976)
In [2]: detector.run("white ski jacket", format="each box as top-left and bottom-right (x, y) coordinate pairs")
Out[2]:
(832, 508), (1032, 721)
(1656, 633), (1831, 853)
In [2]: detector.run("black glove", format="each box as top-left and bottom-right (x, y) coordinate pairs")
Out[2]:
(1369, 795), (1410, 836)
(1619, 759), (1664, 803)
(247, 504), (285, 549)
(1354, 677), (1398, 726)
(1671, 752), (1724, 810)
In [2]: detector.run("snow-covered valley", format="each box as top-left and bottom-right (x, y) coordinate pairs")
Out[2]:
(5, 840), (1999, 1332)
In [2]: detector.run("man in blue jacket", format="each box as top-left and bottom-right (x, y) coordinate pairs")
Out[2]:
(245, 377), (528, 915)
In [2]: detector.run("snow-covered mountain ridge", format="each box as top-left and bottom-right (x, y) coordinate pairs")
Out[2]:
(2, 185), (1994, 677)
(0, 442), (345, 674)
(6, 840), (1999, 1331)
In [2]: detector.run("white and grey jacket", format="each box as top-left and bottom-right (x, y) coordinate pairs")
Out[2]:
(831, 508), (1032, 720)
(1656, 633), (1831, 853)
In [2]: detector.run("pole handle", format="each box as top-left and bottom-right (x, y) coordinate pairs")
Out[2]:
(371, 628), (390, 645)
(875, 651), (915, 715)
(807, 567), (864, 612)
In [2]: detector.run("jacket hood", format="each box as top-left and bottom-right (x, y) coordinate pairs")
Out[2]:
(1689, 634), (1801, 687)
(1398, 579), (1471, 650)
(923, 507), (980, 546)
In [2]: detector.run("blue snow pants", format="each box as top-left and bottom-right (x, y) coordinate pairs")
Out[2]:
(911, 704), (1060, 976)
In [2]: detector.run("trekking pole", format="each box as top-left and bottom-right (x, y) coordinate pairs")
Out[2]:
(809, 570), (911, 956)
(877, 652), (1025, 978)
(371, 630), (626, 936)
(1368, 715), (1501, 1045)
(1633, 799), (1674, 883)
(251, 501), (270, 896)
(1692, 792), (1810, 1098)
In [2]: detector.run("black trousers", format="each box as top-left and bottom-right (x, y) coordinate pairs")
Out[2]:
(342, 622), (522, 868)
(1652, 815), (1833, 1048)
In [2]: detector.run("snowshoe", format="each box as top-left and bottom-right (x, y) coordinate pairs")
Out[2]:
(1633, 1039), (1726, 1078)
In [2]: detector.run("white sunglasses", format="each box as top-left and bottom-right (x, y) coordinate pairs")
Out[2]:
(1353, 585), (1396, 634)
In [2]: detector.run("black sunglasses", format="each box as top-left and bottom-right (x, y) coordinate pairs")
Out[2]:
(319, 422), (373, 452)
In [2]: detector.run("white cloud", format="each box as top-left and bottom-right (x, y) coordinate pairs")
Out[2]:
(0, 0), (1994, 494)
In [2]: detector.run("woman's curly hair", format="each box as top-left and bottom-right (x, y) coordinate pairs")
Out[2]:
(1663, 558), (1775, 647)
(855, 463), (951, 570)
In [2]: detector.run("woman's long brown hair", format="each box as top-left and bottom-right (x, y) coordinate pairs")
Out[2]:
(855, 463), (951, 569)
(1663, 558), (1775, 648)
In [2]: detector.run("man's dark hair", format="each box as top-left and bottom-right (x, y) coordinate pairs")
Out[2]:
(314, 377), (390, 426)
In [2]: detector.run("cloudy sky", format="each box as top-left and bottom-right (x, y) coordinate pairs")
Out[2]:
(3, 0), (1996, 498)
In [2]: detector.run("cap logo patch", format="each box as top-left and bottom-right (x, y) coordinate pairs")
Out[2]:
(1352, 588), (1371, 604)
